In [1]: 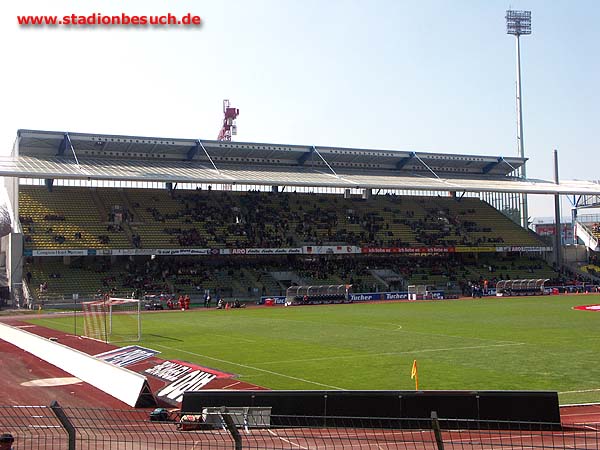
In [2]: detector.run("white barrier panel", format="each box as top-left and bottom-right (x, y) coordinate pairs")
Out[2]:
(0, 322), (154, 407)
(575, 222), (600, 252)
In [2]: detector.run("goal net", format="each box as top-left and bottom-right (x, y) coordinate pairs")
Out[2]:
(407, 285), (429, 301)
(82, 298), (141, 343)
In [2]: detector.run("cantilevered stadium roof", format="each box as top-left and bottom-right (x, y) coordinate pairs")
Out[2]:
(1, 129), (599, 195)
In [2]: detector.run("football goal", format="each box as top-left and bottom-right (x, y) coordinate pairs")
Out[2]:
(82, 298), (141, 343)
(407, 285), (431, 301)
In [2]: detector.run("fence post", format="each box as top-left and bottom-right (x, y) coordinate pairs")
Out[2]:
(50, 401), (76, 450)
(430, 411), (445, 450)
(220, 407), (243, 450)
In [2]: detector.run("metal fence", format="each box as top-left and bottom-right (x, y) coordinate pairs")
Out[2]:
(1, 402), (599, 449)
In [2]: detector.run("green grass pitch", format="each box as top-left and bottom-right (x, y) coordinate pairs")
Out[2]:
(30, 295), (600, 405)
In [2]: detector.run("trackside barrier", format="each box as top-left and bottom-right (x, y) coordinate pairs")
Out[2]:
(0, 322), (155, 408)
(1, 403), (600, 449)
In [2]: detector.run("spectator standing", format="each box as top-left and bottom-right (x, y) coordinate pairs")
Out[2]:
(0, 433), (14, 450)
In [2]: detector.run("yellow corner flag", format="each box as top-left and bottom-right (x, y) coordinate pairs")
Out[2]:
(411, 359), (419, 390)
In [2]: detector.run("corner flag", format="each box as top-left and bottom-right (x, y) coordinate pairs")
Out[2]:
(411, 359), (419, 390)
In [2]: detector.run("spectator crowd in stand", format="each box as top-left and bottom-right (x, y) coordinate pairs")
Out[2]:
(20, 188), (544, 251)
(22, 186), (591, 305)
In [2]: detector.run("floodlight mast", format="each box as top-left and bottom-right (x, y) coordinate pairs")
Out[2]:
(506, 9), (531, 229)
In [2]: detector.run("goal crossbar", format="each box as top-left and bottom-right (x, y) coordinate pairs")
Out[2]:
(82, 298), (141, 343)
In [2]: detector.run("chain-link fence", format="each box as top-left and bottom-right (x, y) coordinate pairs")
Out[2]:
(1, 402), (599, 449)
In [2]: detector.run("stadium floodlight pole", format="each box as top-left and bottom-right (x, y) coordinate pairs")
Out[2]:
(506, 9), (531, 229)
(553, 149), (562, 267)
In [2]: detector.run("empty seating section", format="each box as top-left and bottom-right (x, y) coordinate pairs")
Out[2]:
(427, 197), (543, 247)
(240, 268), (286, 297)
(19, 187), (546, 251)
(25, 259), (131, 301)
(461, 256), (557, 283)
(463, 199), (544, 246)
(581, 264), (600, 277)
(19, 186), (130, 249)
(25, 258), (283, 300)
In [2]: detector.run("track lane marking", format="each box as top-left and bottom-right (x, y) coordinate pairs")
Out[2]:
(267, 429), (308, 449)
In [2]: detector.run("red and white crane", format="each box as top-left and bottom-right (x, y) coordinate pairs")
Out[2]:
(217, 99), (239, 141)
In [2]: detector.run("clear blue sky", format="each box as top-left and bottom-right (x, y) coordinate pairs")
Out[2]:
(1, 0), (599, 218)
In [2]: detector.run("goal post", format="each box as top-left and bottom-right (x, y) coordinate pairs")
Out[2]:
(82, 298), (141, 343)
(407, 285), (429, 301)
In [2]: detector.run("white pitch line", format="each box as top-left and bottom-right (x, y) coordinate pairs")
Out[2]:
(258, 342), (525, 366)
(448, 429), (600, 445)
(30, 318), (73, 330)
(266, 317), (523, 345)
(153, 344), (346, 390)
(210, 333), (256, 344)
(560, 388), (600, 394)
(396, 329), (523, 345)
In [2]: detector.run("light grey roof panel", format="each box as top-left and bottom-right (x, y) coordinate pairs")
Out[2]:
(2, 155), (600, 195)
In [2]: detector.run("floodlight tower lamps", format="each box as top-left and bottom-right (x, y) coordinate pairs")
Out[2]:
(506, 9), (531, 229)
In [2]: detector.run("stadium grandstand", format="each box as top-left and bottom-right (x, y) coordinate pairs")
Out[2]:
(2, 129), (600, 307)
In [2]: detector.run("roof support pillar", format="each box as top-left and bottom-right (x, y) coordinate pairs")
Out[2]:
(186, 141), (200, 160)
(297, 147), (314, 165)
(395, 152), (415, 170)
(57, 134), (68, 156)
(482, 157), (504, 174)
